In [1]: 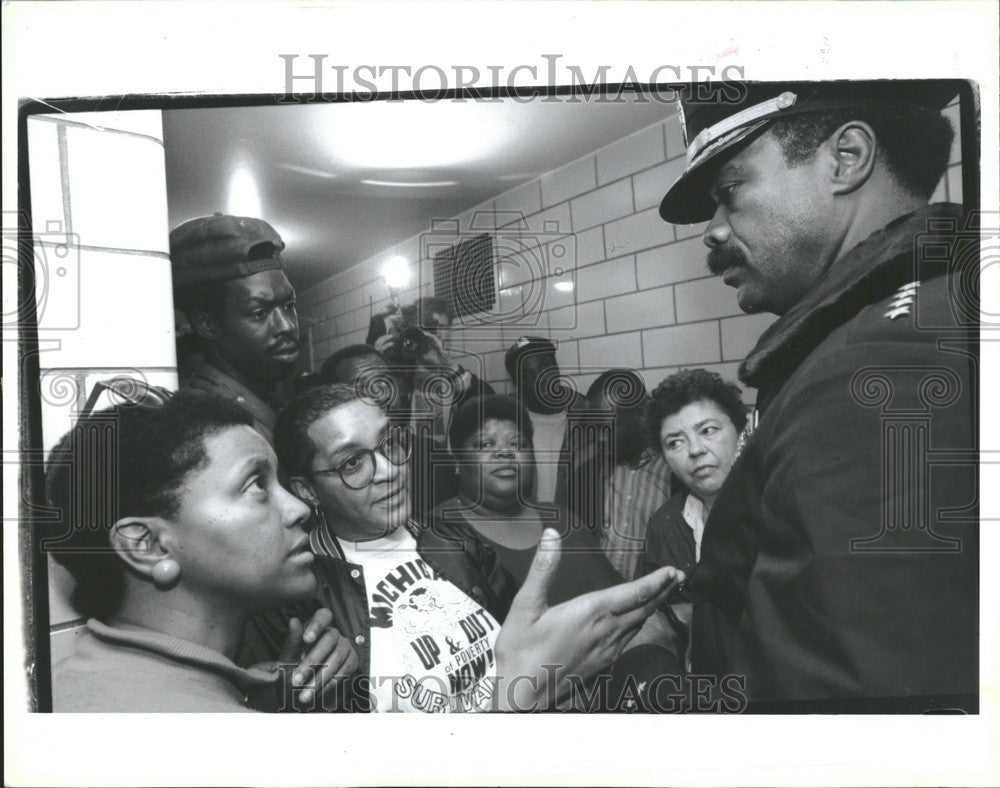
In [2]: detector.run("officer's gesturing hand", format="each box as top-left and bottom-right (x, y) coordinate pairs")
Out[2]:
(494, 528), (685, 712)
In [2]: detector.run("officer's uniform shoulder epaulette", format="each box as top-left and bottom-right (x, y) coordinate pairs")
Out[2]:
(847, 272), (958, 345)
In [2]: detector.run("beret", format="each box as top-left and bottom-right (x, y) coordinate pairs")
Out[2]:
(660, 79), (963, 224)
(504, 335), (557, 379)
(170, 213), (286, 286)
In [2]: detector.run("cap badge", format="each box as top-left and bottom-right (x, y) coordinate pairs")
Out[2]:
(775, 91), (797, 110)
(686, 90), (799, 166)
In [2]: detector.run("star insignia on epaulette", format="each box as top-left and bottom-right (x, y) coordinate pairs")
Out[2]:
(884, 280), (920, 320)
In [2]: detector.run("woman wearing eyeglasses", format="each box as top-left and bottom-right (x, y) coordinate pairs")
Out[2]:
(253, 383), (512, 713)
(253, 383), (685, 712)
(46, 386), (359, 711)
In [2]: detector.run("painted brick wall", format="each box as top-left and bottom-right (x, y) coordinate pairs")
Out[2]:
(299, 97), (963, 402)
(27, 110), (176, 661)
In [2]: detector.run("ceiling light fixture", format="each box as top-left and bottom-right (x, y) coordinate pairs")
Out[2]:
(361, 179), (458, 188)
(326, 101), (502, 169)
(279, 163), (339, 179)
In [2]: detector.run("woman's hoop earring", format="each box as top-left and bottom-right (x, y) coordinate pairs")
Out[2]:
(152, 558), (180, 589)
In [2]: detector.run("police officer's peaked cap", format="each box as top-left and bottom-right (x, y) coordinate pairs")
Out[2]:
(505, 336), (557, 379)
(170, 213), (286, 287)
(659, 79), (961, 225)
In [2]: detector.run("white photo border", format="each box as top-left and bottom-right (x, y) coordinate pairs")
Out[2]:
(3, 1), (998, 786)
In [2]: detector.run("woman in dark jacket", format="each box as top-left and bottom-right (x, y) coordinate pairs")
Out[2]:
(642, 369), (747, 575)
(640, 369), (747, 652)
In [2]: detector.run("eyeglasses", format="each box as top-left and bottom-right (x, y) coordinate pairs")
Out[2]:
(46, 377), (175, 492)
(309, 425), (413, 490)
(80, 376), (175, 416)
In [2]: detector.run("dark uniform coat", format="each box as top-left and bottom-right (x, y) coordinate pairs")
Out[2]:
(689, 203), (979, 708)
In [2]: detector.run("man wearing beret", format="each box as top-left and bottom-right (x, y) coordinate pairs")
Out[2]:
(658, 80), (978, 709)
(171, 214), (301, 443)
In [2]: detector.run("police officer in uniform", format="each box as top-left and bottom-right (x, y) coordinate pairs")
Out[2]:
(171, 214), (301, 443)
(658, 80), (978, 709)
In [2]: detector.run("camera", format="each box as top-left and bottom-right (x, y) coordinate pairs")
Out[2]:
(370, 304), (434, 365)
(4, 213), (81, 331)
(912, 210), (994, 330)
(394, 325), (433, 363)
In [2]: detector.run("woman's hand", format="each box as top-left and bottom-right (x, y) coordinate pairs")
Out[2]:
(494, 529), (685, 711)
(259, 608), (359, 709)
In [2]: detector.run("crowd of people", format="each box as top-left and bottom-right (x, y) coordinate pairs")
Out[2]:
(46, 79), (978, 713)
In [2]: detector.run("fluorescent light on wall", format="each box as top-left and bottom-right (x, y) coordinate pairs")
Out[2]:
(554, 281), (574, 292)
(383, 255), (412, 289)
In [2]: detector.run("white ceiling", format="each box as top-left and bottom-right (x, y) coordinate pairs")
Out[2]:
(163, 96), (676, 291)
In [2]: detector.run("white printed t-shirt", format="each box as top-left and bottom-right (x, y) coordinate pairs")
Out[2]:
(337, 525), (500, 713)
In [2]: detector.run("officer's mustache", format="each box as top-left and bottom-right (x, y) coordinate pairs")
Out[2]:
(707, 245), (749, 276)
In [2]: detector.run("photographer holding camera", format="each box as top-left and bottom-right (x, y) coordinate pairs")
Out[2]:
(366, 296), (493, 445)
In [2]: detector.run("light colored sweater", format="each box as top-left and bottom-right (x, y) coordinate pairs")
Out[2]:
(53, 619), (278, 712)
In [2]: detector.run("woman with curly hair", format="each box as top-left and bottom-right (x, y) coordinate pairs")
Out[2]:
(642, 368), (748, 579)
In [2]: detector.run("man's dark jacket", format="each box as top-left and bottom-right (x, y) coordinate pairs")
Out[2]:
(689, 204), (979, 709)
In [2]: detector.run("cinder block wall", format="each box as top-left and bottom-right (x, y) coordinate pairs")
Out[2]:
(299, 97), (963, 402)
